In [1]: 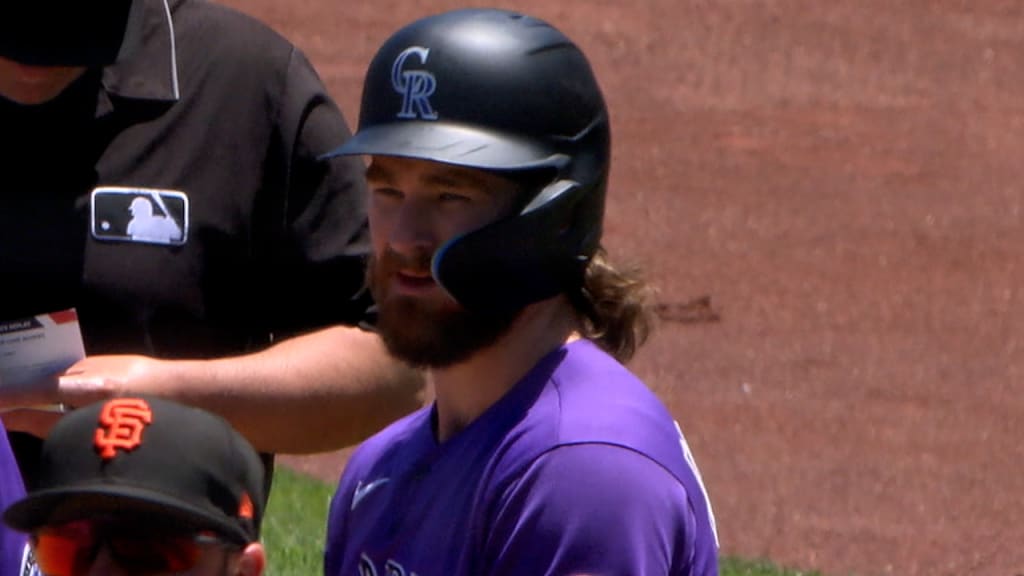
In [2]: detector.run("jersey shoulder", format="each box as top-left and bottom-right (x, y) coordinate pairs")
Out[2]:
(476, 341), (719, 574)
(480, 442), (713, 575)
(512, 340), (686, 474)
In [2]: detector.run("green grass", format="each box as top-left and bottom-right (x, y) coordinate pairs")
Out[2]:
(262, 469), (823, 576)
(262, 467), (336, 576)
(721, 557), (825, 576)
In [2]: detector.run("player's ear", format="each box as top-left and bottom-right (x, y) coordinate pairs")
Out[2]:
(234, 542), (266, 576)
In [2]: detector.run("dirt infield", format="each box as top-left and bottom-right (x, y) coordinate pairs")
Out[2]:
(221, 1), (1024, 575)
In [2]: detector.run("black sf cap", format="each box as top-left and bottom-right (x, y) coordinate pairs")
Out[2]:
(3, 397), (265, 545)
(0, 0), (141, 67)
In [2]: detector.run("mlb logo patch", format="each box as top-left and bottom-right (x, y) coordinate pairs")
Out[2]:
(90, 186), (189, 246)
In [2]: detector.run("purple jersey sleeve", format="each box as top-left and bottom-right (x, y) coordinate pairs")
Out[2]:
(482, 443), (717, 576)
(0, 422), (27, 576)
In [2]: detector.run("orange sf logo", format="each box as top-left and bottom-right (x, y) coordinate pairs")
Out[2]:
(94, 398), (154, 460)
(238, 492), (254, 519)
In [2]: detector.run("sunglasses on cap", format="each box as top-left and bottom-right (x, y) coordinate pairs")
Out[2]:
(31, 519), (240, 576)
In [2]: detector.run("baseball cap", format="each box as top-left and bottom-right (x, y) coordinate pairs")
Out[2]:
(0, 0), (141, 67)
(3, 397), (265, 545)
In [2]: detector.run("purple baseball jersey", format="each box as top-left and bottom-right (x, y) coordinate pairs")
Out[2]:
(0, 421), (27, 576)
(325, 340), (718, 576)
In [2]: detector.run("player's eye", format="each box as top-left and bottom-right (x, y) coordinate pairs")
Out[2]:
(438, 191), (472, 203)
(372, 186), (404, 201)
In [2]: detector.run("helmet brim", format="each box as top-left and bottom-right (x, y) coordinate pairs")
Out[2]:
(321, 122), (567, 172)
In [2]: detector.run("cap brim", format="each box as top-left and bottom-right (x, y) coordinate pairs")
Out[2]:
(4, 486), (249, 544)
(321, 122), (566, 171)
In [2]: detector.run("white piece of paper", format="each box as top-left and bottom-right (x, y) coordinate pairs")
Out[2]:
(0, 309), (85, 411)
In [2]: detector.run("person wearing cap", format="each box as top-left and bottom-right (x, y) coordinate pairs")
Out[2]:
(322, 8), (718, 576)
(4, 396), (266, 576)
(0, 0), (424, 484)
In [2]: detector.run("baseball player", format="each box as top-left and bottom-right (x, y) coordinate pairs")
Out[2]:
(323, 9), (719, 575)
(4, 396), (267, 576)
(0, 0), (423, 485)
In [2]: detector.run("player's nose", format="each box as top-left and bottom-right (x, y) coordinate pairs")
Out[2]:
(387, 200), (439, 256)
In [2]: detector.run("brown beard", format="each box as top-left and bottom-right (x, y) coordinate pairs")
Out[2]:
(367, 248), (519, 368)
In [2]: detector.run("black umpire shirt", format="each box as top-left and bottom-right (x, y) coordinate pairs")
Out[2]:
(0, 0), (370, 480)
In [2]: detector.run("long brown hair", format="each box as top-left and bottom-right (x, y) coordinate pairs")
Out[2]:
(568, 248), (655, 363)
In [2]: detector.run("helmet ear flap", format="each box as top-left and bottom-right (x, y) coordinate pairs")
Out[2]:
(522, 179), (577, 214)
(432, 180), (593, 313)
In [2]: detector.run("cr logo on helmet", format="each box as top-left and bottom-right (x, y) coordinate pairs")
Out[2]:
(392, 46), (437, 120)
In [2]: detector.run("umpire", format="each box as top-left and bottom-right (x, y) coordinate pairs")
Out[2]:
(0, 0), (422, 486)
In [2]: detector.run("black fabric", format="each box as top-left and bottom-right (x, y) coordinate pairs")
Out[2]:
(1, 68), (102, 321)
(7, 434), (42, 491)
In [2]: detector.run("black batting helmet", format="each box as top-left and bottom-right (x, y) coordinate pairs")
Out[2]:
(325, 8), (610, 313)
